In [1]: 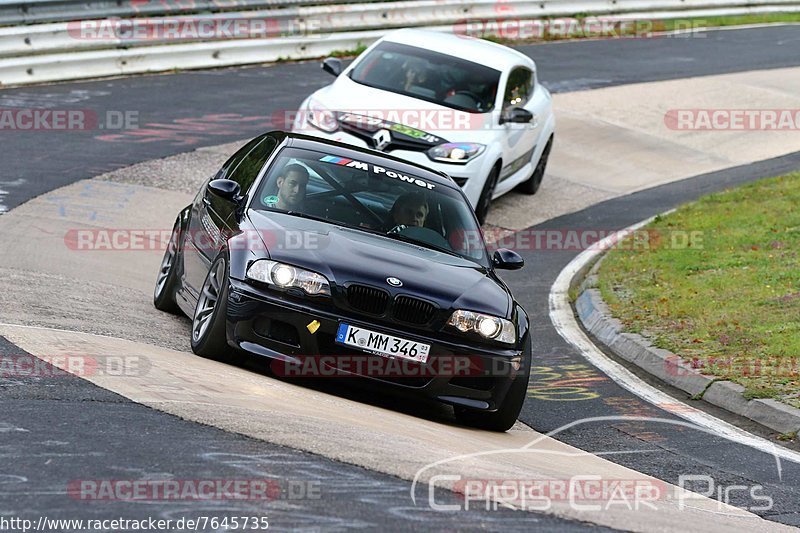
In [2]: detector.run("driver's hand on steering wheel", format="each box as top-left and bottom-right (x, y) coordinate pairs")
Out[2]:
(387, 224), (408, 235)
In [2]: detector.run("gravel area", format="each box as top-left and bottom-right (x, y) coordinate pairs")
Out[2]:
(94, 141), (246, 194)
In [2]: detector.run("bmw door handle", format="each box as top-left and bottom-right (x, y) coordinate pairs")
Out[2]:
(202, 197), (212, 207)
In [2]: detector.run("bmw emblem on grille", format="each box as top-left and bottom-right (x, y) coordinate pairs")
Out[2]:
(386, 277), (403, 287)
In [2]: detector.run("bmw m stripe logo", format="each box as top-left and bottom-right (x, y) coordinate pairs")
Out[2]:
(320, 155), (353, 165)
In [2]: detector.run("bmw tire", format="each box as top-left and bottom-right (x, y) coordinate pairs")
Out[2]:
(153, 218), (182, 314)
(190, 255), (240, 363)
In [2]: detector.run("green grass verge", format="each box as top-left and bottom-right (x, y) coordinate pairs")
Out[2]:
(327, 44), (369, 59)
(597, 172), (800, 409)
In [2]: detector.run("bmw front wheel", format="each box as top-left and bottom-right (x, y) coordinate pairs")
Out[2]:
(190, 255), (239, 363)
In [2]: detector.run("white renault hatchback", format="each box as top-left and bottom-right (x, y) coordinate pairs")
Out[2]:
(292, 28), (555, 223)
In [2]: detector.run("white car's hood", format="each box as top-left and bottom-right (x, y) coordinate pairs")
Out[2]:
(312, 75), (495, 143)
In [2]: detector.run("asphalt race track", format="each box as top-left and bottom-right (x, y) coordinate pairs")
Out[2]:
(1, 25), (800, 531)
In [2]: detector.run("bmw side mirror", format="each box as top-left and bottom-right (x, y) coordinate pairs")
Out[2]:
(493, 248), (524, 270)
(500, 107), (533, 125)
(207, 179), (242, 202)
(322, 57), (342, 77)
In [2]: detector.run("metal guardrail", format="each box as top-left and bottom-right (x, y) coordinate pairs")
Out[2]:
(0, 0), (798, 86)
(0, 0), (392, 26)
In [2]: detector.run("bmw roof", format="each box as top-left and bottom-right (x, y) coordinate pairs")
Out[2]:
(380, 28), (535, 72)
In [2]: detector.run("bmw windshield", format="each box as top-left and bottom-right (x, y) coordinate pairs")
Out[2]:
(348, 41), (500, 114)
(252, 147), (489, 266)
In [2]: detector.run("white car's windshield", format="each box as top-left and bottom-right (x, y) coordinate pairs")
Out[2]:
(254, 147), (489, 265)
(349, 41), (500, 114)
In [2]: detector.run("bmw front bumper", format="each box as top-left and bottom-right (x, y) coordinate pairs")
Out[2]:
(225, 278), (528, 413)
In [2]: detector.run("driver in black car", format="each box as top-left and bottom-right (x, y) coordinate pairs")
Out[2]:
(263, 163), (309, 211)
(387, 192), (429, 234)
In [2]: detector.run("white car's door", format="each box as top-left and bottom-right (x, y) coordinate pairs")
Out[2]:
(497, 66), (542, 190)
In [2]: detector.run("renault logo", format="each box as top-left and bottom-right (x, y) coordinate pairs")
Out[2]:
(386, 277), (403, 287)
(372, 129), (392, 151)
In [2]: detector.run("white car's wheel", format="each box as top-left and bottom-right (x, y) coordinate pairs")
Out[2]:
(517, 136), (553, 195)
(475, 165), (500, 225)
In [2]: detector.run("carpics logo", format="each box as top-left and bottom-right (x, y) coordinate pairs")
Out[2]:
(439, 477), (668, 511)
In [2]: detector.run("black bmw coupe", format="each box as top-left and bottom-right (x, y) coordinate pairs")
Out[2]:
(154, 131), (530, 431)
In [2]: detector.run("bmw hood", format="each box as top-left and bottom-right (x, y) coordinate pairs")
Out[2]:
(245, 210), (511, 318)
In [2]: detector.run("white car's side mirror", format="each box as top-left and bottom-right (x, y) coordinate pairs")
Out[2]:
(500, 107), (534, 125)
(321, 57), (342, 77)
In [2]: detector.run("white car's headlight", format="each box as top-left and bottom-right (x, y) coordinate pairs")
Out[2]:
(427, 143), (485, 164)
(306, 98), (338, 133)
(246, 260), (331, 296)
(447, 310), (515, 344)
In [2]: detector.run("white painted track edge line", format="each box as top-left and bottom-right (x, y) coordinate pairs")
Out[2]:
(548, 215), (800, 468)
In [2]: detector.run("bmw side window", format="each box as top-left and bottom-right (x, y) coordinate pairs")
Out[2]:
(213, 136), (262, 182)
(503, 67), (534, 109)
(228, 136), (278, 192)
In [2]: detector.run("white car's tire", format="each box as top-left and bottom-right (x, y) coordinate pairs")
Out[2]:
(517, 136), (553, 196)
(475, 165), (500, 225)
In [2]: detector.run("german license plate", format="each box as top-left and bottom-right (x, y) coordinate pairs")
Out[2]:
(336, 323), (430, 363)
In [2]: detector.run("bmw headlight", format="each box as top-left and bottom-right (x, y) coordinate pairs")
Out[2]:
(306, 98), (338, 133)
(427, 143), (485, 164)
(447, 310), (515, 344)
(246, 260), (331, 296)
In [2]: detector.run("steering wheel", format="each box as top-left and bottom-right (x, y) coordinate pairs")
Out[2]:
(453, 90), (482, 104)
(387, 225), (453, 251)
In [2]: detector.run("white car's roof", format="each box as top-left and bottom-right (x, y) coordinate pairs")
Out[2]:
(380, 29), (533, 72)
